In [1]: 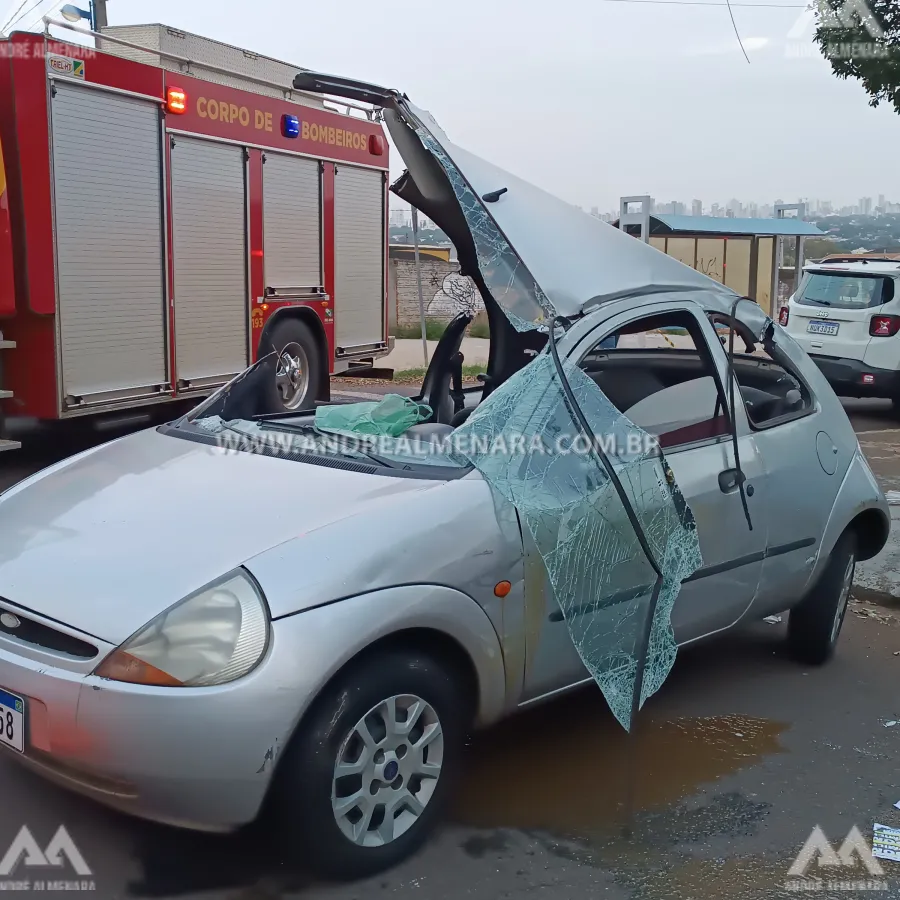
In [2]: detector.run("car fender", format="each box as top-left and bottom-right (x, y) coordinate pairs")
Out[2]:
(270, 584), (508, 740)
(808, 448), (888, 587)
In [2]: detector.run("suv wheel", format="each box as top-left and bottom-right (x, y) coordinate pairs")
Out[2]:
(272, 649), (468, 879)
(787, 532), (856, 665)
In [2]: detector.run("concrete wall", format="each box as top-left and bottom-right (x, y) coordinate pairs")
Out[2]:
(390, 257), (483, 327)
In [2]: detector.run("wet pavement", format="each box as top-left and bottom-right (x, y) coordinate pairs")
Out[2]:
(0, 399), (899, 898)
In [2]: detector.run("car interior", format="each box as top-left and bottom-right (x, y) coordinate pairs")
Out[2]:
(190, 298), (810, 458)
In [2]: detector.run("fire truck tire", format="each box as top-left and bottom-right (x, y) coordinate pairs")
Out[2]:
(260, 318), (323, 413)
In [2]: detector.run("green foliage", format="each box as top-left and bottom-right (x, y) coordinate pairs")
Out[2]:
(812, 0), (900, 114)
(392, 320), (450, 341)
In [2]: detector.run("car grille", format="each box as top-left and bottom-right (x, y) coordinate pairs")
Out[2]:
(0, 601), (98, 659)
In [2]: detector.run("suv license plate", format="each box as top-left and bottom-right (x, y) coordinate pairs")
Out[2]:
(0, 687), (25, 753)
(808, 321), (840, 336)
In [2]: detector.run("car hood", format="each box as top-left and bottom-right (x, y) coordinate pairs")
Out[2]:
(293, 71), (734, 322)
(0, 428), (438, 644)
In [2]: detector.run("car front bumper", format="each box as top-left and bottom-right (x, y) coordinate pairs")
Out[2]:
(0, 632), (303, 832)
(808, 354), (900, 399)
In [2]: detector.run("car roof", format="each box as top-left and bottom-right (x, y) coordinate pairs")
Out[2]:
(805, 261), (900, 276)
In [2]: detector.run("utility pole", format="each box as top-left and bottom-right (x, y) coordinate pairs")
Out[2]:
(92, 0), (108, 29)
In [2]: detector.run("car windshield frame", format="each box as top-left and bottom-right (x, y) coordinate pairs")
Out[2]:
(795, 271), (895, 311)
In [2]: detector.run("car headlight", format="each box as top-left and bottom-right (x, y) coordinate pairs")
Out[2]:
(94, 570), (270, 687)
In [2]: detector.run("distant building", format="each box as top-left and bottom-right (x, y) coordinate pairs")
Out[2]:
(390, 208), (408, 228)
(692, 199), (703, 217)
(672, 201), (686, 216)
(590, 206), (599, 217)
(860, 197), (873, 216)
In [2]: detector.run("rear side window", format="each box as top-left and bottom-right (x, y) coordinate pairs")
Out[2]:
(795, 272), (895, 311)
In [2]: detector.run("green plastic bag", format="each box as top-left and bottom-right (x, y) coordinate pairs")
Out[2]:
(314, 394), (433, 438)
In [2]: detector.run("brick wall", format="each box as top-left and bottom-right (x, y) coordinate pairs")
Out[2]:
(391, 258), (483, 326)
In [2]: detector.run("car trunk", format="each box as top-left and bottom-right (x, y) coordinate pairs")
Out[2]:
(787, 269), (894, 362)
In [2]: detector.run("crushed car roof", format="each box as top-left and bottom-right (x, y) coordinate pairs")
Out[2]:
(292, 70), (738, 322)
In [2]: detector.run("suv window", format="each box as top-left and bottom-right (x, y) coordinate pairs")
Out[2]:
(579, 311), (731, 450)
(795, 272), (895, 311)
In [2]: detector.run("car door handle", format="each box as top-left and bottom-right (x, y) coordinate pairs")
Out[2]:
(719, 468), (749, 494)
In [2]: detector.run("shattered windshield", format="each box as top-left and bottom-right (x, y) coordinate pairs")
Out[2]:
(449, 349), (703, 729)
(415, 130), (554, 333)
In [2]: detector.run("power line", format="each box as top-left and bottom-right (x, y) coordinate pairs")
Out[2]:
(597, 0), (806, 7)
(0, 0), (32, 33)
(725, 0), (752, 62)
(24, 0), (60, 30)
(2, 0), (49, 33)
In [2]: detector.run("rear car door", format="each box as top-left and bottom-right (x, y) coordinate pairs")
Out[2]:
(519, 302), (769, 703)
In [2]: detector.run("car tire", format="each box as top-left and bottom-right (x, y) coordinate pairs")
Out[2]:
(787, 531), (856, 665)
(258, 318), (323, 413)
(271, 648), (469, 879)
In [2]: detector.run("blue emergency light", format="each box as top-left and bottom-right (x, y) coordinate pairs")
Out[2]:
(281, 115), (300, 139)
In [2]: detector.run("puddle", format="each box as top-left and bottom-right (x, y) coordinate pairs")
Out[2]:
(451, 690), (787, 837)
(622, 854), (808, 900)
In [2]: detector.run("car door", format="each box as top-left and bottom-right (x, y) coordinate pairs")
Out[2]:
(722, 304), (838, 606)
(519, 301), (770, 704)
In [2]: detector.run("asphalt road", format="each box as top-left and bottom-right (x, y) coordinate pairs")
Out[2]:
(1, 399), (899, 899)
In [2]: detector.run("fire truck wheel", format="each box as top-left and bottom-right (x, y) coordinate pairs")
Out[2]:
(261, 319), (323, 413)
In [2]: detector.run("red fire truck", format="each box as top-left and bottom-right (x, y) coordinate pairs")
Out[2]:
(0, 22), (392, 452)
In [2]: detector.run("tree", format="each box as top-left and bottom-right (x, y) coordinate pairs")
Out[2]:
(812, 0), (900, 115)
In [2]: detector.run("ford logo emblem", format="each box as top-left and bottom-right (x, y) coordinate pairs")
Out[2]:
(0, 612), (21, 629)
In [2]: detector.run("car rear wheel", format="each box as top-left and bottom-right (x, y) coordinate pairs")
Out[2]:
(272, 649), (468, 879)
(787, 531), (856, 665)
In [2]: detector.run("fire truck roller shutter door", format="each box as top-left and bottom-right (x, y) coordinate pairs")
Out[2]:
(51, 83), (168, 401)
(262, 152), (321, 289)
(334, 165), (385, 350)
(170, 137), (249, 383)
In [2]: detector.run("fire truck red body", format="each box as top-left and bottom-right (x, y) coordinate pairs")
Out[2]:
(0, 25), (391, 450)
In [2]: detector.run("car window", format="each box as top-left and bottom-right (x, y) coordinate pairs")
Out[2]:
(579, 311), (731, 450)
(709, 314), (814, 428)
(795, 272), (895, 311)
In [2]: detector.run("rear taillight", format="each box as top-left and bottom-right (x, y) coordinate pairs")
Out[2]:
(778, 306), (789, 327)
(869, 315), (900, 337)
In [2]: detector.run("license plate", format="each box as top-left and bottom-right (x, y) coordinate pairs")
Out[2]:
(807, 320), (840, 336)
(0, 687), (25, 753)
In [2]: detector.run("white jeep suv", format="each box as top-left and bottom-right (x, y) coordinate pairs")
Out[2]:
(781, 258), (900, 408)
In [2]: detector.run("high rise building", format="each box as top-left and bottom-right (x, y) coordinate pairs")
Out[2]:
(860, 197), (873, 216)
(692, 199), (703, 217)
(590, 206), (599, 217)
(389, 208), (407, 228)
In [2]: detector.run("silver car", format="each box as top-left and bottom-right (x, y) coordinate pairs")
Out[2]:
(0, 75), (889, 879)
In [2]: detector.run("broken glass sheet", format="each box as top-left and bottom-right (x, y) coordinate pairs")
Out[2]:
(449, 352), (703, 730)
(415, 130), (555, 333)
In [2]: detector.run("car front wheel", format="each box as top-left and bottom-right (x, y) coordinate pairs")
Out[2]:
(272, 648), (468, 879)
(787, 531), (856, 665)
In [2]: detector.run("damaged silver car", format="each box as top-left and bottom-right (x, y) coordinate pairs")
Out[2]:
(0, 74), (889, 879)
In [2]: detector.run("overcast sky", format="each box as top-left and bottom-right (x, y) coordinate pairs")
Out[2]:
(17, 0), (900, 211)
